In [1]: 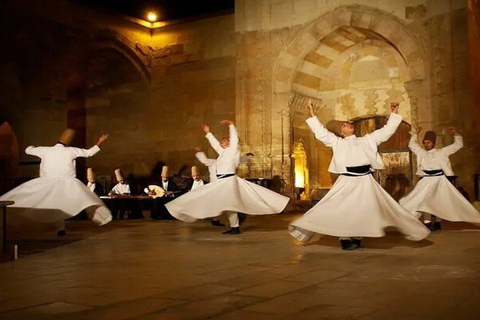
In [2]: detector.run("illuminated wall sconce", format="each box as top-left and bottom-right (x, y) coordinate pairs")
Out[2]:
(147, 12), (158, 23)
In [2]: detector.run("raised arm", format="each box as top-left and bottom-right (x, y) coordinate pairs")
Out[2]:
(195, 149), (216, 167)
(368, 103), (402, 145)
(220, 120), (239, 150)
(305, 99), (338, 147)
(408, 131), (424, 156)
(203, 124), (223, 154)
(25, 145), (44, 158)
(442, 127), (463, 156)
(70, 134), (109, 158)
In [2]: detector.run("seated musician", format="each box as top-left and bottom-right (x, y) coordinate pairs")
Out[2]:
(109, 168), (131, 219)
(110, 168), (131, 195)
(148, 166), (180, 220)
(86, 167), (104, 197)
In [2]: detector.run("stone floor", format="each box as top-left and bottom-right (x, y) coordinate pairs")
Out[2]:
(0, 214), (480, 320)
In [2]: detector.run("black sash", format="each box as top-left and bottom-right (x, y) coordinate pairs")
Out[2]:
(216, 173), (235, 179)
(341, 165), (372, 177)
(423, 169), (444, 177)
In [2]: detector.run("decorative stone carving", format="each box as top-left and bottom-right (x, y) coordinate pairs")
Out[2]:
(136, 43), (171, 59)
(405, 5), (427, 20)
(364, 89), (379, 114)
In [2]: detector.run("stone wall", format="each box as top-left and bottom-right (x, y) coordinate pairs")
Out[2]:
(236, 0), (477, 197)
(0, 0), (236, 190)
(85, 14), (236, 187)
(0, 0), (477, 199)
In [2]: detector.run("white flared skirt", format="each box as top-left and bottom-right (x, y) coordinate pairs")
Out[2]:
(0, 177), (112, 226)
(165, 176), (290, 222)
(399, 175), (480, 223)
(289, 174), (430, 243)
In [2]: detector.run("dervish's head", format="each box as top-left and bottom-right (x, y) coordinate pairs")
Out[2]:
(220, 137), (230, 148)
(340, 121), (355, 138)
(422, 131), (436, 150)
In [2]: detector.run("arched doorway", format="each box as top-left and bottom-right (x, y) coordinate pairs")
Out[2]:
(272, 5), (428, 196)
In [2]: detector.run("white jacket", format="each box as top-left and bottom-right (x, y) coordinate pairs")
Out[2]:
(25, 143), (100, 178)
(205, 124), (240, 175)
(409, 133), (463, 176)
(306, 113), (403, 174)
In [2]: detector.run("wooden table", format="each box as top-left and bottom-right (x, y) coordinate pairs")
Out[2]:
(0, 201), (14, 254)
(100, 195), (155, 219)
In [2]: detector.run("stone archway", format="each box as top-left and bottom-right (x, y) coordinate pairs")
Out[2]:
(62, 34), (151, 181)
(272, 5), (428, 193)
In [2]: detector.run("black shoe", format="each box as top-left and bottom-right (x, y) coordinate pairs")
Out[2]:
(238, 213), (247, 226)
(340, 239), (359, 251)
(57, 230), (66, 237)
(222, 227), (241, 235)
(432, 222), (442, 231)
(352, 239), (362, 248)
(340, 239), (352, 250)
(211, 220), (226, 227)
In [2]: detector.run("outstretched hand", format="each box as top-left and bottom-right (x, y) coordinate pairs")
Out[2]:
(390, 102), (399, 114)
(448, 127), (458, 135)
(96, 134), (109, 146)
(416, 127), (422, 135)
(219, 119), (233, 126)
(307, 99), (315, 117)
(202, 124), (210, 133)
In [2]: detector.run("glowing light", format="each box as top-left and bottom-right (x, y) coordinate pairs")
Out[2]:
(293, 144), (307, 188)
(295, 167), (305, 188)
(147, 12), (158, 22)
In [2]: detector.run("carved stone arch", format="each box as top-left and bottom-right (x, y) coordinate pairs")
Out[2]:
(273, 5), (428, 95)
(87, 31), (150, 84)
(273, 5), (429, 193)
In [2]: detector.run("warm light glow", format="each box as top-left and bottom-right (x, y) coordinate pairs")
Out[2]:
(293, 142), (308, 188)
(147, 12), (158, 22)
(295, 168), (305, 188)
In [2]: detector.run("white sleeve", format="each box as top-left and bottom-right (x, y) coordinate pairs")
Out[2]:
(205, 133), (223, 154)
(442, 134), (463, 156)
(368, 113), (403, 145)
(229, 124), (239, 150)
(25, 146), (44, 157)
(195, 152), (216, 167)
(306, 116), (338, 147)
(69, 145), (101, 158)
(408, 134), (424, 156)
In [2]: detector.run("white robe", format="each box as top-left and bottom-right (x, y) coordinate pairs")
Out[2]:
(190, 179), (205, 190)
(399, 134), (480, 223)
(0, 144), (111, 226)
(87, 182), (96, 193)
(205, 124), (239, 175)
(409, 133), (462, 177)
(195, 151), (217, 182)
(166, 125), (290, 221)
(289, 114), (430, 243)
